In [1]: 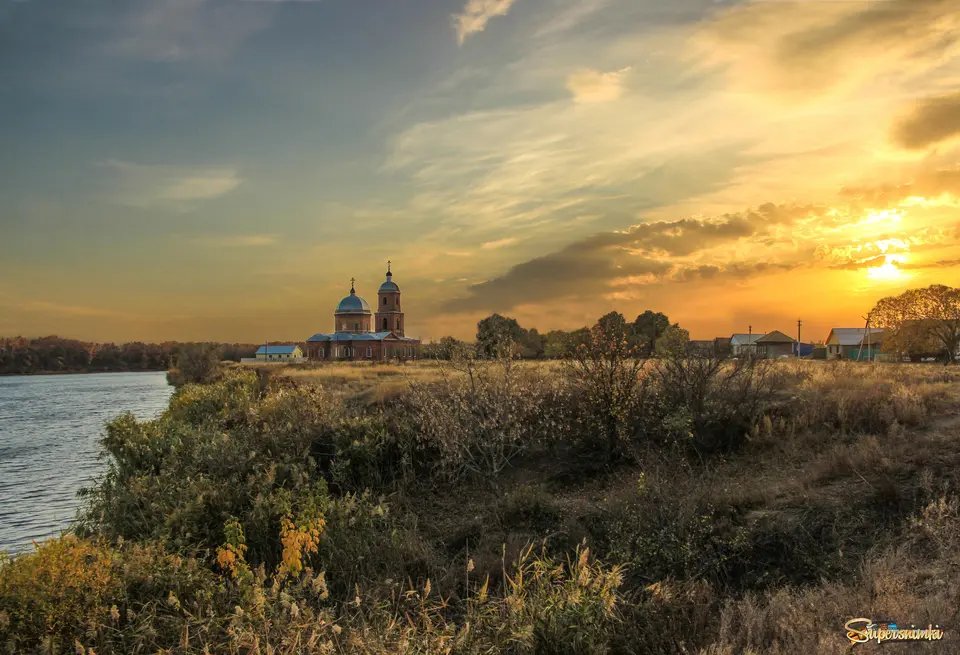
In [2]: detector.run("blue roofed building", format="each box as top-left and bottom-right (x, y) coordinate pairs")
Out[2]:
(304, 262), (421, 361)
(253, 345), (305, 362)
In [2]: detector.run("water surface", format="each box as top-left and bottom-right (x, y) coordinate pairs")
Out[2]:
(0, 372), (172, 554)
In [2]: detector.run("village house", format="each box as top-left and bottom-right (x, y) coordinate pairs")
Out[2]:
(304, 263), (421, 361)
(825, 327), (884, 360)
(754, 330), (797, 358)
(254, 345), (304, 362)
(730, 333), (763, 357)
(728, 331), (800, 358)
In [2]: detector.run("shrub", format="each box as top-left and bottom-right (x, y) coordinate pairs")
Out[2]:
(789, 363), (941, 434)
(564, 324), (647, 462)
(654, 354), (782, 452)
(311, 491), (438, 602)
(166, 344), (222, 387)
(77, 371), (335, 570)
(400, 357), (570, 487)
(0, 537), (119, 652)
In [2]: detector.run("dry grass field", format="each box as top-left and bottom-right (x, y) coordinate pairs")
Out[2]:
(238, 359), (568, 404)
(4, 356), (960, 653)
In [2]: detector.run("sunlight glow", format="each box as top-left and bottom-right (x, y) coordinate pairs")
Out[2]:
(866, 254), (910, 282)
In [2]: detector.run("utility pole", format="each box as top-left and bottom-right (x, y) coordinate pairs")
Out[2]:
(856, 314), (870, 362)
(797, 319), (802, 359)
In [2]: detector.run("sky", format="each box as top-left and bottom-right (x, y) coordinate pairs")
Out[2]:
(1, 0), (959, 344)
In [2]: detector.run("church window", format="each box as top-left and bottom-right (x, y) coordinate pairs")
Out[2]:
(383, 318), (388, 330)
(396, 319), (401, 330)
(366, 347), (372, 358)
(354, 322), (359, 331)
(382, 297), (386, 305)
(319, 348), (324, 359)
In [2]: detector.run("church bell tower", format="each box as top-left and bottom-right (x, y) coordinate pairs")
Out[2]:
(375, 260), (404, 336)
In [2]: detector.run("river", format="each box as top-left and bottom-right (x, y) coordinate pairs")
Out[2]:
(0, 372), (173, 555)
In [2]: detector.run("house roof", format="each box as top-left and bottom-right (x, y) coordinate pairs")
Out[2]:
(730, 333), (764, 345)
(858, 329), (886, 346)
(827, 327), (884, 346)
(756, 330), (796, 344)
(306, 332), (420, 343)
(256, 345), (300, 355)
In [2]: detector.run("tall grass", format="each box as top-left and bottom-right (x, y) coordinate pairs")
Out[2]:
(3, 358), (960, 653)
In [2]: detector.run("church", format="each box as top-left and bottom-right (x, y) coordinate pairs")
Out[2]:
(304, 262), (421, 361)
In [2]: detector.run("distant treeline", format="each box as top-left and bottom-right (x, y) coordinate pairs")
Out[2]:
(0, 336), (258, 375)
(423, 310), (682, 360)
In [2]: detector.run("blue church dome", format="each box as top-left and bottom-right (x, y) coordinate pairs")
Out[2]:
(378, 263), (400, 293)
(379, 278), (400, 293)
(335, 284), (371, 314)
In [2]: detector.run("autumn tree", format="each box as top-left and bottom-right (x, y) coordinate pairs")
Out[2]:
(519, 327), (546, 359)
(871, 284), (960, 364)
(476, 314), (525, 359)
(631, 310), (671, 357)
(654, 324), (691, 358)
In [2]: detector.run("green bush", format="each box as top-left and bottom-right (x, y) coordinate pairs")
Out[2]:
(77, 371), (335, 570)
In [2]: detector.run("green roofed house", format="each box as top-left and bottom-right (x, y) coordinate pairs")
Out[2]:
(254, 345), (305, 362)
(825, 328), (884, 360)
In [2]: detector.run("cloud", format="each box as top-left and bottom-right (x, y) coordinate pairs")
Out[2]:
(534, 0), (609, 38)
(565, 67), (631, 103)
(839, 167), (960, 207)
(193, 234), (278, 248)
(891, 91), (960, 150)
(98, 159), (242, 208)
(453, 0), (518, 45)
(11, 298), (132, 320)
(447, 245), (671, 313)
(697, 0), (960, 97)
(110, 0), (278, 64)
(675, 261), (799, 282)
(899, 258), (960, 270)
(828, 254), (891, 271)
(445, 207), (796, 312)
(482, 237), (519, 249)
(442, 189), (935, 314)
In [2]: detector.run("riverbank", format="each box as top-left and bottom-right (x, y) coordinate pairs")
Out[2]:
(0, 368), (168, 377)
(2, 359), (960, 653)
(0, 336), (258, 377)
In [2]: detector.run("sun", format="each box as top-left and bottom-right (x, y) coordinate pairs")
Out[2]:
(866, 254), (910, 282)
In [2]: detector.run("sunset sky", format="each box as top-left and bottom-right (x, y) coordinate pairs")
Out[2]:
(2, 0), (959, 344)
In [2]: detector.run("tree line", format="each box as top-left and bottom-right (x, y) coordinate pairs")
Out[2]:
(0, 336), (259, 375)
(423, 309), (687, 360)
(424, 283), (960, 364)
